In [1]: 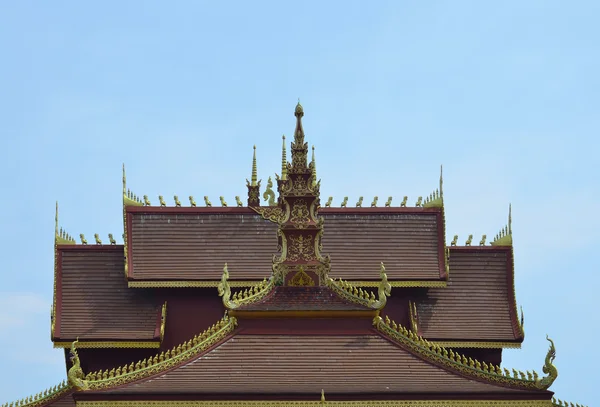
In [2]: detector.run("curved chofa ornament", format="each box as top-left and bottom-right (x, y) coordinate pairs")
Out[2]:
(68, 338), (89, 390)
(371, 262), (392, 309)
(535, 335), (558, 389)
(217, 264), (237, 309)
(326, 262), (391, 310)
(218, 263), (274, 310)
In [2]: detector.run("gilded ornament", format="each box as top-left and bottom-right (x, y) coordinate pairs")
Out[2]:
(415, 196), (423, 207)
(108, 234), (116, 245)
(385, 196), (392, 207)
(465, 234), (473, 246)
(158, 195), (166, 207)
(174, 195), (182, 207)
(189, 196), (197, 207)
(94, 234), (102, 245)
(204, 196), (212, 207)
(535, 335), (558, 389)
(287, 234), (315, 261)
(355, 197), (363, 207)
(79, 234), (88, 245)
(289, 267), (315, 287)
(143, 195), (151, 206)
(325, 196), (333, 207)
(371, 196), (378, 207)
(235, 196), (243, 207)
(290, 199), (310, 229)
(220, 196), (228, 207)
(479, 235), (487, 246)
(491, 204), (513, 246)
(263, 177), (276, 206)
(160, 302), (167, 342)
(400, 196), (408, 207)
(67, 338), (89, 390)
(341, 197), (348, 207)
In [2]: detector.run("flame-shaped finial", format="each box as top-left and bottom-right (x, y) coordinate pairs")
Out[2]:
(281, 135), (287, 181)
(251, 145), (258, 187)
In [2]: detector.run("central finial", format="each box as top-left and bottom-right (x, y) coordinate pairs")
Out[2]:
(295, 100), (304, 117)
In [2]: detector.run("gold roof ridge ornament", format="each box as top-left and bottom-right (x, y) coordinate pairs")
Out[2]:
(373, 315), (558, 391)
(0, 379), (71, 407)
(491, 203), (513, 246)
(263, 177), (276, 206)
(218, 264), (274, 309)
(55, 202), (76, 245)
(68, 338), (89, 390)
(326, 262), (391, 310)
(246, 146), (261, 207)
(423, 165), (444, 208)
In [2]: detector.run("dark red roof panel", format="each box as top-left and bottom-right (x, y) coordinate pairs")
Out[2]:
(56, 246), (159, 341)
(103, 334), (525, 394)
(416, 247), (520, 342)
(236, 286), (371, 311)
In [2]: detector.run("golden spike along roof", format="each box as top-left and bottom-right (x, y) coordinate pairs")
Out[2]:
(492, 203), (513, 246)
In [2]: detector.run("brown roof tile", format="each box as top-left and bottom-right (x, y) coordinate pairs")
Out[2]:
(44, 393), (75, 407)
(236, 287), (371, 311)
(416, 247), (521, 342)
(127, 207), (445, 282)
(103, 334), (525, 395)
(56, 246), (159, 342)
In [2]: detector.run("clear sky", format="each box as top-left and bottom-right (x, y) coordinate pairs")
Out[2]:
(0, 1), (598, 405)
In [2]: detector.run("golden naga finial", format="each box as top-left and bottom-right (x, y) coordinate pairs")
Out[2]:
(355, 196), (363, 207)
(479, 234), (487, 246)
(492, 203), (513, 246)
(281, 135), (288, 181)
(341, 197), (348, 207)
(385, 196), (392, 207)
(535, 335), (558, 389)
(189, 196), (197, 207)
(79, 234), (88, 245)
(235, 196), (243, 207)
(465, 234), (473, 246)
(204, 196), (212, 207)
(159, 195), (166, 207)
(371, 196), (378, 207)
(415, 196), (423, 207)
(263, 177), (276, 206)
(369, 262), (392, 309)
(174, 195), (181, 207)
(450, 235), (458, 246)
(108, 234), (116, 245)
(400, 196), (408, 207)
(220, 196), (228, 207)
(68, 338), (89, 390)
(217, 264), (237, 309)
(94, 234), (102, 245)
(325, 197), (333, 207)
(143, 195), (151, 206)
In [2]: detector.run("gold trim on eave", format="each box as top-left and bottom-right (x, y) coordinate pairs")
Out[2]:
(128, 280), (264, 288)
(75, 401), (555, 407)
(53, 341), (160, 349)
(430, 341), (522, 349)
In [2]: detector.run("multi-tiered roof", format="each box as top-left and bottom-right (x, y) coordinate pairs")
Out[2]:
(3, 103), (585, 407)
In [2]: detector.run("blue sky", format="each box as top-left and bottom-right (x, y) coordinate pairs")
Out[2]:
(0, 1), (598, 405)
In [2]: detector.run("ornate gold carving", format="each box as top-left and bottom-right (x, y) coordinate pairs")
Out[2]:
(400, 196), (407, 207)
(289, 267), (315, 286)
(374, 315), (557, 391)
(174, 195), (182, 207)
(371, 196), (378, 207)
(492, 204), (513, 246)
(465, 234), (473, 246)
(325, 196), (333, 207)
(189, 196), (197, 207)
(159, 195), (166, 207)
(480, 235), (487, 246)
(385, 196), (392, 207)
(334, 280), (447, 288)
(429, 341), (521, 349)
(409, 300), (418, 333)
(143, 195), (151, 206)
(79, 234), (88, 245)
(94, 234), (102, 245)
(423, 187), (443, 208)
(218, 264), (274, 309)
(75, 401), (556, 407)
(290, 199), (310, 229)
(355, 196), (363, 207)
(281, 135), (288, 181)
(108, 234), (116, 245)
(81, 314), (237, 391)
(252, 205), (286, 224)
(54, 341), (160, 349)
(220, 196), (228, 207)
(0, 381), (71, 407)
(235, 196), (243, 207)
(536, 335), (558, 389)
(552, 397), (588, 407)
(287, 234), (315, 261)
(340, 197), (348, 207)
(67, 339), (89, 390)
(326, 263), (391, 310)
(204, 196), (212, 207)
(263, 177), (276, 206)
(451, 235), (458, 246)
(160, 302), (167, 342)
(415, 196), (423, 207)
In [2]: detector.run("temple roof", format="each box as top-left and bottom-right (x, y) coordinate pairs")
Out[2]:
(125, 206), (445, 284)
(416, 246), (523, 344)
(54, 245), (160, 346)
(234, 286), (373, 312)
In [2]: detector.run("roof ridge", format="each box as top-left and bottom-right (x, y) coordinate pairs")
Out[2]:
(1, 380), (71, 407)
(74, 313), (237, 391)
(373, 315), (556, 391)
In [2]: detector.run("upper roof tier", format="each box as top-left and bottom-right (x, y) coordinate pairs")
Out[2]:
(125, 206), (446, 285)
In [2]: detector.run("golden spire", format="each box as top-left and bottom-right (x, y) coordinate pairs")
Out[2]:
(439, 165), (444, 198)
(122, 163), (126, 195)
(251, 145), (258, 186)
(311, 145), (317, 187)
(55, 201), (59, 237)
(508, 203), (512, 235)
(281, 135), (287, 180)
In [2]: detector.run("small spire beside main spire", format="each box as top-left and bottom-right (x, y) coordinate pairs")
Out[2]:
(311, 145), (317, 187)
(251, 145), (258, 187)
(246, 146), (261, 207)
(281, 135), (287, 181)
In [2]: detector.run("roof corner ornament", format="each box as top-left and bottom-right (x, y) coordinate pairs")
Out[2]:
(160, 302), (167, 342)
(423, 166), (444, 208)
(408, 300), (419, 334)
(55, 202), (75, 245)
(246, 145), (262, 207)
(263, 177), (276, 206)
(491, 204), (513, 246)
(218, 264), (238, 310)
(68, 338), (89, 391)
(535, 335), (558, 389)
(370, 262), (392, 309)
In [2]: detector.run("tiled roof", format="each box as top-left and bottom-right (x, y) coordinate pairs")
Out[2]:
(236, 286), (372, 311)
(44, 394), (75, 407)
(416, 247), (521, 342)
(127, 207), (445, 282)
(56, 246), (159, 342)
(101, 334), (527, 395)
